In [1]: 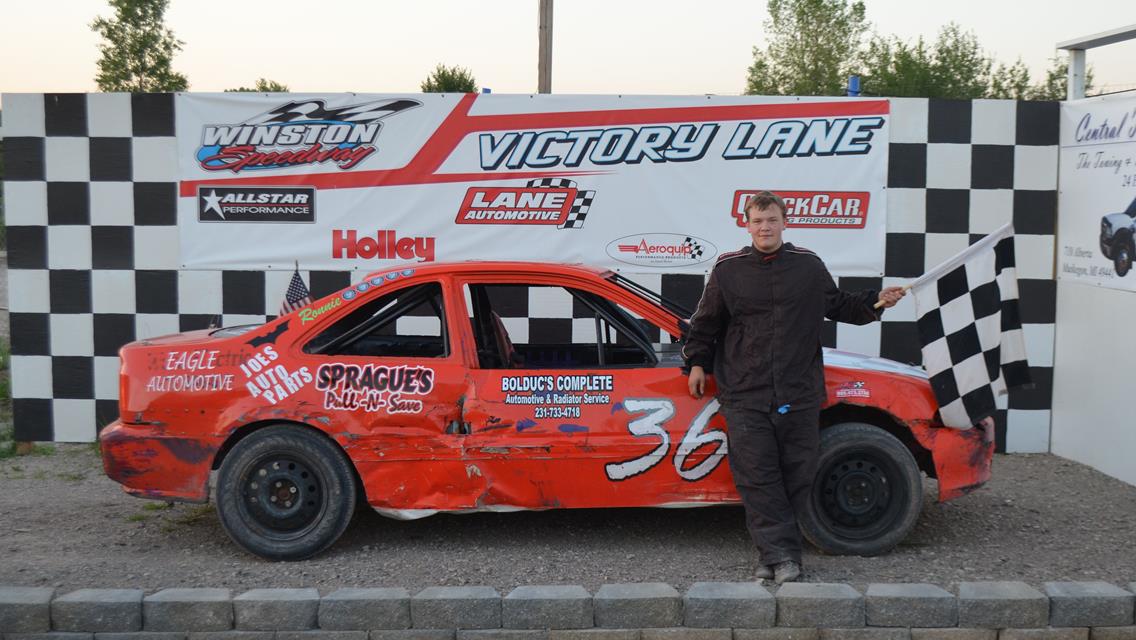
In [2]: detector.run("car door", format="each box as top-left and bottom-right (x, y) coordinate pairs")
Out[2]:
(453, 274), (737, 510)
(288, 273), (486, 513)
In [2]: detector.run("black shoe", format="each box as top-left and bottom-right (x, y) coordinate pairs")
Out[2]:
(773, 560), (801, 584)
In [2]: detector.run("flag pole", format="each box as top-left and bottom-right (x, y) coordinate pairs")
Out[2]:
(873, 283), (912, 309)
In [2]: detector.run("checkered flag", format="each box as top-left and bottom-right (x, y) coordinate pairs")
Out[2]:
(910, 223), (1031, 428)
(279, 264), (313, 315)
(682, 237), (704, 260)
(526, 178), (595, 229)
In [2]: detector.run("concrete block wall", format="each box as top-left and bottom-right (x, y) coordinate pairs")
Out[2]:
(1, 582), (1134, 639)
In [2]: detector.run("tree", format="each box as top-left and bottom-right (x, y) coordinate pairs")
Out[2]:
(860, 35), (935, 97)
(858, 23), (1093, 100)
(1030, 56), (1095, 100)
(225, 79), (290, 93)
(860, 23), (991, 98)
(927, 23), (991, 99)
(420, 64), (478, 93)
(91, 0), (188, 92)
(745, 0), (868, 96)
(989, 59), (1032, 100)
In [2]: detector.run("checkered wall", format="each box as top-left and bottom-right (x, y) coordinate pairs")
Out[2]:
(1, 94), (1058, 452)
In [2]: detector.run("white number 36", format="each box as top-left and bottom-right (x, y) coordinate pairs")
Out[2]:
(604, 398), (728, 482)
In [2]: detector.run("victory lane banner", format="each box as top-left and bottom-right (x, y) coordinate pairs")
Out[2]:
(176, 94), (890, 275)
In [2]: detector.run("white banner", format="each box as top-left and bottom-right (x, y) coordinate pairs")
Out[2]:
(176, 94), (889, 275)
(1059, 95), (1136, 290)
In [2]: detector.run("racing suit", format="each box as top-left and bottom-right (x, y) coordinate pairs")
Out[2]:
(682, 242), (882, 565)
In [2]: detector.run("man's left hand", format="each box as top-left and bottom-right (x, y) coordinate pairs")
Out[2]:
(877, 286), (906, 309)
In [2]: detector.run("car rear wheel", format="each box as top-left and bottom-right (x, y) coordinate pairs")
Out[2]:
(1114, 237), (1133, 277)
(216, 424), (356, 560)
(799, 422), (923, 556)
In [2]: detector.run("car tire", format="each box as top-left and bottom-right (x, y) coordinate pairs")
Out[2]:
(1114, 237), (1133, 277)
(799, 422), (923, 557)
(216, 424), (356, 560)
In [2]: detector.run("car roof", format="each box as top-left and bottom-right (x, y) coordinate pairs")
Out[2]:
(362, 261), (613, 281)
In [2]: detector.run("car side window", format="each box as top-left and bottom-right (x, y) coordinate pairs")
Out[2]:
(304, 282), (448, 358)
(463, 283), (655, 369)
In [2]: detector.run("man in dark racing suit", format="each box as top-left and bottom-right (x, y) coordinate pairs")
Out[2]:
(683, 191), (905, 584)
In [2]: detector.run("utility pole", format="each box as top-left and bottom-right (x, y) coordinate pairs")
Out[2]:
(538, 0), (553, 93)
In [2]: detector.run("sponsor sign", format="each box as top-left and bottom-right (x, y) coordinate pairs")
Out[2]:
(499, 374), (614, 421)
(198, 186), (315, 222)
(835, 380), (871, 399)
(732, 190), (869, 228)
(331, 230), (435, 262)
(606, 233), (717, 267)
(195, 98), (420, 173)
(315, 364), (435, 414)
(178, 94), (889, 274)
(1058, 97), (1136, 292)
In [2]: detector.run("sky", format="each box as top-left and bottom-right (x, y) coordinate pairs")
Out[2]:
(0, 0), (1134, 102)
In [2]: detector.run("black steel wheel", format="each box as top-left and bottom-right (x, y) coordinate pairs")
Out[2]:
(799, 422), (923, 556)
(216, 424), (356, 560)
(1114, 238), (1133, 277)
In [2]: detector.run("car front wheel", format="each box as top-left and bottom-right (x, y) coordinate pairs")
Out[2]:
(216, 424), (356, 560)
(1114, 238), (1133, 277)
(799, 422), (923, 556)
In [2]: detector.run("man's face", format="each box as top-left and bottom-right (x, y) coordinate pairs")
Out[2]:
(746, 204), (786, 252)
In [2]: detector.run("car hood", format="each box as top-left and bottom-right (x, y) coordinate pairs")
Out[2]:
(1102, 212), (1132, 229)
(823, 348), (928, 380)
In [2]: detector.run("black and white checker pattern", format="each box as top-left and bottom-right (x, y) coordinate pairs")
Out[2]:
(911, 227), (1031, 428)
(1, 95), (1058, 452)
(525, 177), (594, 229)
(683, 237), (704, 261)
(877, 98), (1058, 452)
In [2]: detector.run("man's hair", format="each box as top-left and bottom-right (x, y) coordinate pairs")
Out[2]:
(743, 191), (787, 221)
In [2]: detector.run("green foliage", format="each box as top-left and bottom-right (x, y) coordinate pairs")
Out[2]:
(860, 24), (991, 98)
(91, 0), (189, 92)
(225, 78), (290, 93)
(142, 501), (175, 511)
(745, 0), (868, 96)
(1030, 56), (1095, 100)
(420, 64), (478, 93)
(746, 1), (1095, 101)
(860, 25), (1094, 100)
(990, 59), (1033, 100)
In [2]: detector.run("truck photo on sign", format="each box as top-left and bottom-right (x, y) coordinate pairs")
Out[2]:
(177, 93), (889, 275)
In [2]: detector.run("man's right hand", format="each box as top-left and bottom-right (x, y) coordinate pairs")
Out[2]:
(688, 365), (706, 399)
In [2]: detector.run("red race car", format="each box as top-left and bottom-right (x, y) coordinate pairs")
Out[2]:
(100, 262), (994, 560)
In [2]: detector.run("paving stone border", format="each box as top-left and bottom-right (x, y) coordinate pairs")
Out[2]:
(1, 583), (1134, 639)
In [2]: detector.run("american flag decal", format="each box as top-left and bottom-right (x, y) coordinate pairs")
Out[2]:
(280, 267), (314, 315)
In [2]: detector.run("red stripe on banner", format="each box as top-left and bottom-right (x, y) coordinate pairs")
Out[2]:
(463, 99), (890, 131)
(179, 95), (889, 197)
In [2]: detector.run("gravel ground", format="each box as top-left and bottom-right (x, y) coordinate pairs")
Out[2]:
(1, 446), (1134, 593)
